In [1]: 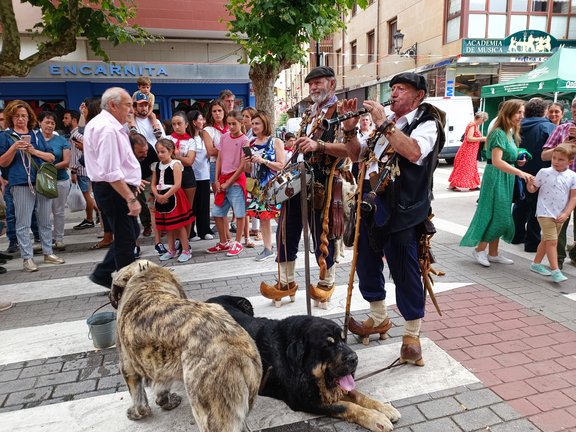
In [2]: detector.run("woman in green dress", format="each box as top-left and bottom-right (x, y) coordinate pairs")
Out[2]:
(460, 99), (534, 267)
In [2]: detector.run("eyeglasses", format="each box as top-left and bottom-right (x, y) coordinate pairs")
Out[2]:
(12, 114), (29, 119)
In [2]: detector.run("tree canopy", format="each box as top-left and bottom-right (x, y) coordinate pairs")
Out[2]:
(225, 0), (367, 121)
(0, 0), (154, 77)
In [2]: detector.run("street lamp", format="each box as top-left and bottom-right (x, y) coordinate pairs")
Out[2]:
(393, 30), (417, 61)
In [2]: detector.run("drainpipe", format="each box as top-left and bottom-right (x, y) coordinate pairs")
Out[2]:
(376, 0), (380, 81)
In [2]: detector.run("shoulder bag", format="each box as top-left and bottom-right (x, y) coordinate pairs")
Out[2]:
(29, 157), (59, 199)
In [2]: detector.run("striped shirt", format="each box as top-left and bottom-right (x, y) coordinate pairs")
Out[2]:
(543, 122), (576, 171)
(69, 127), (87, 177)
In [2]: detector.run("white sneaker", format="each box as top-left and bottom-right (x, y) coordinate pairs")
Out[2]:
(488, 254), (514, 265)
(472, 250), (490, 267)
(190, 236), (201, 242)
(203, 234), (214, 240)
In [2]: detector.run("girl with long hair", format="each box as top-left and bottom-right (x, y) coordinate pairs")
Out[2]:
(187, 110), (213, 241)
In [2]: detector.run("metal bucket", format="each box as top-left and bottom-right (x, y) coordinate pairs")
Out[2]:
(87, 311), (116, 349)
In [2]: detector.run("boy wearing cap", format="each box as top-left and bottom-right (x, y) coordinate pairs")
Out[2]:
(342, 72), (445, 367)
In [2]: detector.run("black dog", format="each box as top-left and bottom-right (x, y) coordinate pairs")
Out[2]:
(208, 295), (401, 432)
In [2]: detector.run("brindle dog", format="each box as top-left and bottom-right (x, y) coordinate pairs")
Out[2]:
(111, 261), (262, 432)
(208, 295), (401, 432)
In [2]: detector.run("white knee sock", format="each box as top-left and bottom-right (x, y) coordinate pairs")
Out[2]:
(404, 319), (422, 338)
(319, 265), (335, 286)
(369, 300), (388, 325)
(279, 261), (296, 284)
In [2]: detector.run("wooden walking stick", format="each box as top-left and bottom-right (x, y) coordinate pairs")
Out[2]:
(299, 161), (312, 316)
(343, 162), (367, 339)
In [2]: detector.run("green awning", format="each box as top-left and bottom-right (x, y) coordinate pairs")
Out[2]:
(481, 47), (576, 98)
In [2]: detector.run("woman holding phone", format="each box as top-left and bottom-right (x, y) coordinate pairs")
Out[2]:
(245, 111), (285, 261)
(0, 100), (65, 272)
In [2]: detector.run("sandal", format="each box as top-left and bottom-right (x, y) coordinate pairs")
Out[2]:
(243, 238), (256, 248)
(89, 241), (112, 250)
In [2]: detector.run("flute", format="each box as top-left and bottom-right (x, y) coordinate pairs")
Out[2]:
(321, 100), (392, 129)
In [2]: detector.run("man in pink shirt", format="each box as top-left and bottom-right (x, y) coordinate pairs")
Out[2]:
(541, 96), (576, 268)
(84, 87), (142, 288)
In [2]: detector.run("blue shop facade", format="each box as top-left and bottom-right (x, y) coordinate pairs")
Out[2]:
(0, 61), (254, 122)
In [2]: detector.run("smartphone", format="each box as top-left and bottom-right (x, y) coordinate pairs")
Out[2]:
(242, 147), (253, 158)
(21, 135), (31, 144)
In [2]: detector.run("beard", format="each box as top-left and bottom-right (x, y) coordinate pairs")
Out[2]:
(310, 88), (330, 105)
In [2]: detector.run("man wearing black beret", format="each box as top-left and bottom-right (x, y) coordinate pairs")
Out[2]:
(341, 71), (445, 367)
(260, 66), (352, 307)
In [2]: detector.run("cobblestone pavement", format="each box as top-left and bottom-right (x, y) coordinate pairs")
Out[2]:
(1, 164), (575, 432)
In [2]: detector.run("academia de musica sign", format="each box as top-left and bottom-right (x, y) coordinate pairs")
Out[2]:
(462, 30), (576, 56)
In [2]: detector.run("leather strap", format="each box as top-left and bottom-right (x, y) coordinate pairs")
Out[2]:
(330, 176), (344, 238)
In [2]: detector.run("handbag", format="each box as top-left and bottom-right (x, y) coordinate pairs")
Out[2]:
(154, 189), (177, 214)
(67, 183), (86, 212)
(29, 157), (58, 199)
(8, 133), (58, 199)
(245, 177), (260, 197)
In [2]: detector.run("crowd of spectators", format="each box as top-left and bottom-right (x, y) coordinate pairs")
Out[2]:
(0, 83), (301, 284)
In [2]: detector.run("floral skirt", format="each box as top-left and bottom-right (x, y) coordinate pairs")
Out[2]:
(246, 198), (280, 220)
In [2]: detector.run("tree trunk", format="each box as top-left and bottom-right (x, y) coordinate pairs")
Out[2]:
(249, 62), (282, 126)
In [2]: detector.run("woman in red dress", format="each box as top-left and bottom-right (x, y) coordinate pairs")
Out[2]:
(448, 111), (489, 191)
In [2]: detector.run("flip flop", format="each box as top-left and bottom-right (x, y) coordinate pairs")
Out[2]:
(89, 241), (112, 250)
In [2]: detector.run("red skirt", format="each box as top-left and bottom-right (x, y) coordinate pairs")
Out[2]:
(154, 188), (194, 231)
(448, 140), (481, 190)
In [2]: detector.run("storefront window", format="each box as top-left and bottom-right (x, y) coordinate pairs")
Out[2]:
(530, 15), (548, 31)
(455, 72), (497, 100)
(423, 69), (439, 97)
(510, 15), (528, 33)
(489, 0), (507, 12)
(487, 14), (507, 37)
(469, 0), (486, 9)
(468, 14), (487, 37)
(511, 0), (528, 11)
(550, 15), (568, 38)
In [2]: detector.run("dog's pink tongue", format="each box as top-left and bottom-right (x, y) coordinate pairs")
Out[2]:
(338, 374), (356, 391)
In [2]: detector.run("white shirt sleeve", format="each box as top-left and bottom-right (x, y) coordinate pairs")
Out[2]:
(412, 120), (438, 165)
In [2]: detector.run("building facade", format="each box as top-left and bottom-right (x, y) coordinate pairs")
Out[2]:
(0, 0), (253, 121)
(284, 0), (576, 116)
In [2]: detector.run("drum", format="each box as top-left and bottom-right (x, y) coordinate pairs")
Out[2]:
(263, 163), (313, 205)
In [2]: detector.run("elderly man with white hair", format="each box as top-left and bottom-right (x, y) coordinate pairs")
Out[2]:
(83, 87), (142, 289)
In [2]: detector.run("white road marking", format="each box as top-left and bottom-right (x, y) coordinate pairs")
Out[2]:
(0, 282), (470, 366)
(1, 251), (354, 304)
(0, 339), (478, 432)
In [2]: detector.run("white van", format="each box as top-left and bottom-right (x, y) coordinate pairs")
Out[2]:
(424, 96), (474, 164)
